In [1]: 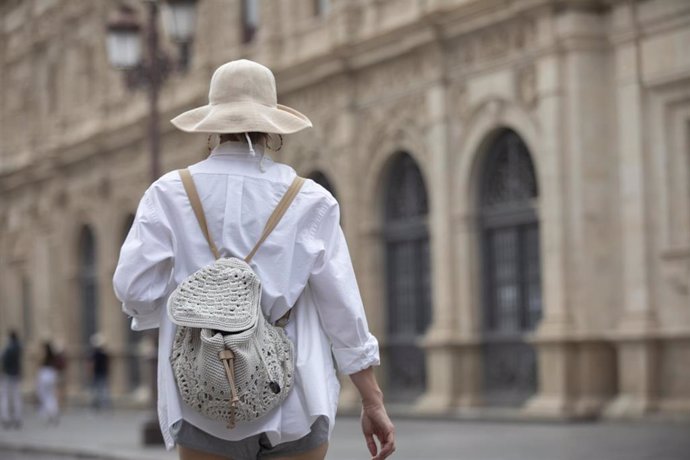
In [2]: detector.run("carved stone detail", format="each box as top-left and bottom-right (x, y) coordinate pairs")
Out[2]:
(358, 92), (429, 167)
(355, 49), (437, 104)
(516, 65), (538, 109)
(448, 15), (538, 70)
(448, 81), (469, 121)
(279, 77), (348, 123)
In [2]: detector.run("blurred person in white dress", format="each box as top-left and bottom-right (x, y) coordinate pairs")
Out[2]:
(36, 341), (59, 425)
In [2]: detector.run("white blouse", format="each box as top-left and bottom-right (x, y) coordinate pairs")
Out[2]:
(112, 141), (380, 449)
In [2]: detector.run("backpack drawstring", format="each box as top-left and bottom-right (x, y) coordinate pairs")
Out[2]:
(219, 349), (240, 429)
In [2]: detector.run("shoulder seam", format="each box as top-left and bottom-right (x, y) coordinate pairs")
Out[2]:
(308, 199), (333, 241)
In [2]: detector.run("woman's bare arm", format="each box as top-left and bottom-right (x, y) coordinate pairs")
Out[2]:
(349, 367), (396, 460)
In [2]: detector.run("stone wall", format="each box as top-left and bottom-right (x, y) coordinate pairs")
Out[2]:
(1, 0), (689, 417)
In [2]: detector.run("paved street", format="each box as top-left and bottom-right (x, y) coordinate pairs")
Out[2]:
(1, 408), (689, 460)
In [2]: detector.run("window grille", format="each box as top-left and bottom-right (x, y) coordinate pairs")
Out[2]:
(383, 152), (432, 400)
(479, 130), (542, 405)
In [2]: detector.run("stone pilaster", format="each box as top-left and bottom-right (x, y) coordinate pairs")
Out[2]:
(525, 43), (577, 417)
(452, 215), (483, 409)
(336, 102), (363, 410)
(97, 210), (128, 398)
(605, 3), (659, 418)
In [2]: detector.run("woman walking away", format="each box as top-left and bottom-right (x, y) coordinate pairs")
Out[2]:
(36, 341), (59, 425)
(114, 59), (395, 460)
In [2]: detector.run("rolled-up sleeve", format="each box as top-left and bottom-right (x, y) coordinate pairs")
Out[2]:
(113, 190), (175, 331)
(308, 199), (380, 375)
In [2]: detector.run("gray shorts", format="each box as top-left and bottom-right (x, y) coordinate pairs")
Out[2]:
(171, 416), (329, 459)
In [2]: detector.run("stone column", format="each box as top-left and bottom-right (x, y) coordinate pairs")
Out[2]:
(451, 213), (483, 409)
(334, 95), (365, 410)
(97, 210), (129, 401)
(605, 3), (658, 417)
(57, 218), (86, 403)
(34, 225), (55, 335)
(418, 81), (461, 413)
(525, 46), (577, 417)
(553, 10), (618, 418)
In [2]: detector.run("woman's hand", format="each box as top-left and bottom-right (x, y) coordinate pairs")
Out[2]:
(361, 402), (396, 459)
(349, 366), (396, 459)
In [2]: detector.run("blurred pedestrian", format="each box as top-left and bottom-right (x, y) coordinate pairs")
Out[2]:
(36, 341), (59, 425)
(1, 330), (23, 429)
(89, 333), (111, 411)
(52, 340), (68, 411)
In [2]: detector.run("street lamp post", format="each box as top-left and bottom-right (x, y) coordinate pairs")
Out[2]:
(106, 0), (198, 446)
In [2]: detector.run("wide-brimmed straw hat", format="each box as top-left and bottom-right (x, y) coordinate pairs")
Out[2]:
(171, 59), (312, 134)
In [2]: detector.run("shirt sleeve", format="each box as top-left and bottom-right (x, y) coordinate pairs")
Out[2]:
(113, 190), (175, 331)
(308, 199), (380, 375)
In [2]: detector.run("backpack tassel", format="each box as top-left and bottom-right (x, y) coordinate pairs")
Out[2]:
(219, 349), (240, 429)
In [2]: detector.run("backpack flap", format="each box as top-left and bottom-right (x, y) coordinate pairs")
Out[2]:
(167, 257), (261, 332)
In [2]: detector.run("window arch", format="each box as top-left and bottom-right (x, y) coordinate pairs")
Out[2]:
(382, 152), (432, 400)
(478, 129), (542, 405)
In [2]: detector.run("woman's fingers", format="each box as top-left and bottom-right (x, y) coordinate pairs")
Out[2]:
(372, 430), (395, 460)
(361, 404), (396, 459)
(365, 432), (378, 457)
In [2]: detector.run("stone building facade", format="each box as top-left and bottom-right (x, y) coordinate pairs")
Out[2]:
(1, 0), (689, 418)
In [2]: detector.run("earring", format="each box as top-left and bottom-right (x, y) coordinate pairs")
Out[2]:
(207, 134), (216, 153)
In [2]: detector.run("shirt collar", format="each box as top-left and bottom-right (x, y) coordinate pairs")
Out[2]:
(209, 141), (272, 161)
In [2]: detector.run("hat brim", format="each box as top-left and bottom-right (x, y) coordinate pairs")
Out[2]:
(170, 101), (312, 134)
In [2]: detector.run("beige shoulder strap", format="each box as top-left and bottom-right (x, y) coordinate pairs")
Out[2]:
(178, 169), (305, 263)
(245, 176), (305, 262)
(179, 169), (221, 259)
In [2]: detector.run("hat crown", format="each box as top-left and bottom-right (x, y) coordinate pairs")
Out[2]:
(209, 59), (277, 107)
(170, 59), (312, 134)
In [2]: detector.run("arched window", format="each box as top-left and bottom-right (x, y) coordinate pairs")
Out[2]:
(479, 129), (542, 405)
(383, 152), (432, 400)
(121, 214), (143, 392)
(79, 226), (98, 351)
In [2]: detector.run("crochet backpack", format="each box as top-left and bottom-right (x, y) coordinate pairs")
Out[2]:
(167, 169), (304, 428)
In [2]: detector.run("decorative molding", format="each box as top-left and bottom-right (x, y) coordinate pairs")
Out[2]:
(447, 15), (538, 71)
(355, 48), (438, 104)
(516, 64), (538, 109)
(447, 81), (469, 121)
(358, 91), (429, 165)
